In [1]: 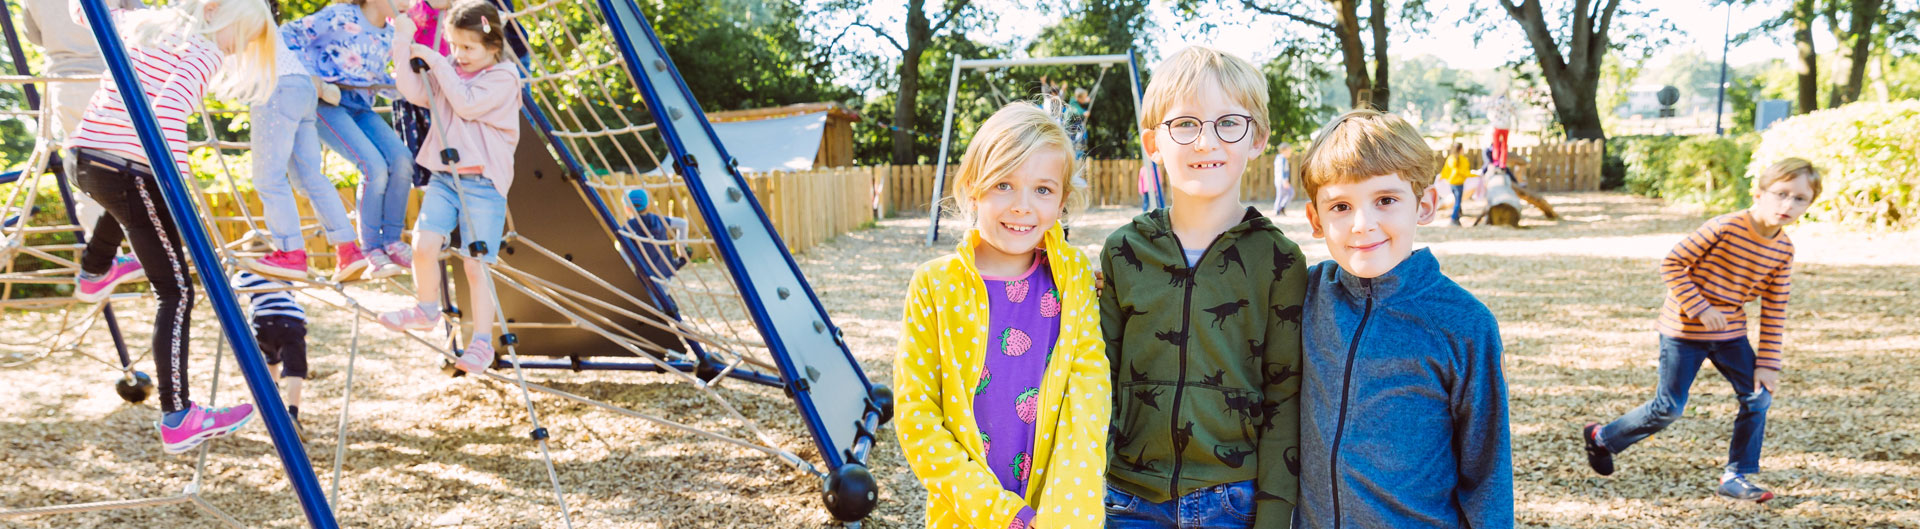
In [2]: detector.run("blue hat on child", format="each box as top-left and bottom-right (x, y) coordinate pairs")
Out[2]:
(627, 188), (651, 213)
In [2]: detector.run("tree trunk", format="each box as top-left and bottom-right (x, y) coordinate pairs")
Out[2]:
(1368, 0), (1391, 111)
(1826, 0), (1883, 107)
(1331, 0), (1372, 109)
(890, 0), (933, 165)
(1792, 0), (1820, 113)
(1500, 0), (1610, 141)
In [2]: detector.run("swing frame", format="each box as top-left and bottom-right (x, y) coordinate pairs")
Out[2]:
(922, 51), (1155, 244)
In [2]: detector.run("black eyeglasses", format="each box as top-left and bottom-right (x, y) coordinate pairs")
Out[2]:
(1158, 114), (1257, 145)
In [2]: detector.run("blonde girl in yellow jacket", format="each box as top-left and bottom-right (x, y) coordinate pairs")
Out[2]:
(894, 101), (1111, 529)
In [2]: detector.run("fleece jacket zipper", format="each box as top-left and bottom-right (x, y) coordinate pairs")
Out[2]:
(1329, 278), (1373, 529)
(1163, 228), (1225, 498)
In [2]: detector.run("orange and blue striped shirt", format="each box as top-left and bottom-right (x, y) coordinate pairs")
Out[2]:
(1658, 212), (1793, 370)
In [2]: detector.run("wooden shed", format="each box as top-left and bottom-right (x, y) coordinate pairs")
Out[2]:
(705, 102), (859, 170)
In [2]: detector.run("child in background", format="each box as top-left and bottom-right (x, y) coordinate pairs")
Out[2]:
(375, 0), (522, 373)
(240, 28), (361, 280)
(1271, 143), (1294, 215)
(64, 0), (279, 453)
(624, 188), (689, 280)
(894, 102), (1109, 529)
(1099, 46), (1305, 529)
(1295, 109), (1511, 528)
(1581, 159), (1821, 503)
(1440, 142), (1473, 226)
(283, 0), (414, 281)
(393, 0), (453, 188)
(232, 270), (312, 436)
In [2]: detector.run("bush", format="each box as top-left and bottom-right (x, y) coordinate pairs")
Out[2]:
(1611, 134), (1759, 215)
(1749, 101), (1920, 230)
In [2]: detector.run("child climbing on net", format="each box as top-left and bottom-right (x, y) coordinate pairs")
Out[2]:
(374, 0), (522, 374)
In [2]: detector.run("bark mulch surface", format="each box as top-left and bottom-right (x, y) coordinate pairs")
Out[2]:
(2, 193), (1914, 528)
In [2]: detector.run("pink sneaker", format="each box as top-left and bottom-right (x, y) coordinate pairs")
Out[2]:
(456, 338), (494, 374)
(246, 249), (309, 280)
(384, 242), (414, 270)
(377, 305), (441, 332)
(156, 401), (256, 454)
(366, 248), (405, 280)
(332, 242), (368, 282)
(75, 256), (145, 303)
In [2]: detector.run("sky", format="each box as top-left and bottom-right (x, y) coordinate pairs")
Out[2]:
(838, 0), (1839, 80)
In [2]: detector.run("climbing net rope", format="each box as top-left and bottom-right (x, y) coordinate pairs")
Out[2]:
(0, 0), (854, 526)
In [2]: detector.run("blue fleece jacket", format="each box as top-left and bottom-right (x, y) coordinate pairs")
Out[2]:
(1299, 249), (1512, 528)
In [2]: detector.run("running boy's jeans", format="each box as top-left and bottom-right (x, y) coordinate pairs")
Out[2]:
(1599, 335), (1773, 475)
(1105, 481), (1255, 529)
(73, 149), (195, 414)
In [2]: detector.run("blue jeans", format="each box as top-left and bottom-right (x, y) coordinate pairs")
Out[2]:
(1600, 335), (1772, 475)
(415, 173), (508, 264)
(253, 74), (355, 250)
(1449, 183), (1465, 223)
(317, 89), (413, 249)
(1105, 481), (1253, 529)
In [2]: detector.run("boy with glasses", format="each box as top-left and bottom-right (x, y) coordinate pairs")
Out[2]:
(1582, 158), (1822, 503)
(1098, 46), (1307, 529)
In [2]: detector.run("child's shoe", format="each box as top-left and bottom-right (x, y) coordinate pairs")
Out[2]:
(455, 338), (494, 375)
(366, 248), (405, 279)
(1715, 474), (1775, 503)
(1582, 423), (1614, 476)
(287, 405), (304, 441)
(75, 256), (145, 303)
(376, 305), (441, 332)
(156, 401), (257, 454)
(384, 241), (414, 270)
(246, 249), (310, 280)
(332, 242), (369, 282)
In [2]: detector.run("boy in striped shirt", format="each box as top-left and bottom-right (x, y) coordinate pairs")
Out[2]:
(233, 270), (310, 435)
(1582, 158), (1822, 503)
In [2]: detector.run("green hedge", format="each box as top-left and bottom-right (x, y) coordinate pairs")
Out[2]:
(1749, 101), (1920, 229)
(1609, 134), (1760, 215)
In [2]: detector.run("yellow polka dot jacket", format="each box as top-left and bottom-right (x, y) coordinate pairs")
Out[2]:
(894, 224), (1112, 529)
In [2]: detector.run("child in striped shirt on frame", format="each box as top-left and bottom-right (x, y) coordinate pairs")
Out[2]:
(1581, 158), (1822, 504)
(233, 271), (312, 435)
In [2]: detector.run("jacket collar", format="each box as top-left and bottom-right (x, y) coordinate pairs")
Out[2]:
(953, 221), (1069, 276)
(1331, 248), (1441, 303)
(1135, 206), (1274, 248)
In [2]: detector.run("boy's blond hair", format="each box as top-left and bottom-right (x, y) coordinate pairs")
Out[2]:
(1754, 157), (1823, 200)
(1139, 46), (1269, 141)
(1299, 109), (1437, 203)
(951, 101), (1082, 216)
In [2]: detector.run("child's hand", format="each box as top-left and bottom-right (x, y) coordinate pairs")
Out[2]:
(315, 79), (341, 105)
(1755, 367), (1779, 393)
(411, 43), (440, 61)
(392, 10), (416, 36)
(1697, 306), (1729, 331)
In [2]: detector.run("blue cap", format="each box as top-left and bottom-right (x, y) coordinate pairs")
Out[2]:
(627, 188), (651, 213)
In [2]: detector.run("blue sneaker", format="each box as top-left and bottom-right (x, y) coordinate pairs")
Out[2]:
(1716, 474), (1775, 503)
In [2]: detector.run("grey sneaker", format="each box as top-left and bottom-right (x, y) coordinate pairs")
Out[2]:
(365, 248), (405, 279)
(1715, 474), (1775, 503)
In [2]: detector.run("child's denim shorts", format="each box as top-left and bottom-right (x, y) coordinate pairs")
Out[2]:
(415, 172), (507, 263)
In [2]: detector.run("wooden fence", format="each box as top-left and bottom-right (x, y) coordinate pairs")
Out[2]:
(198, 140), (1601, 264)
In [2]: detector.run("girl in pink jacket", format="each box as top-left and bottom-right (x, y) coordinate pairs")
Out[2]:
(375, 0), (522, 372)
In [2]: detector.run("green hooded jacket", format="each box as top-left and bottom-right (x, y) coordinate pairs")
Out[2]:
(1099, 207), (1307, 527)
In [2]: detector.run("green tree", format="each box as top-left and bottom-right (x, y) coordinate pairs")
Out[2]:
(1179, 0), (1431, 111)
(1024, 0), (1153, 159)
(1473, 0), (1676, 141)
(817, 0), (985, 164)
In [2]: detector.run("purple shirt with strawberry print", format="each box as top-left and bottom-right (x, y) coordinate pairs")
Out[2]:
(975, 253), (1061, 528)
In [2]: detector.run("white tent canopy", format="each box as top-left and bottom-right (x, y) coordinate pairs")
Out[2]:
(649, 111), (829, 175)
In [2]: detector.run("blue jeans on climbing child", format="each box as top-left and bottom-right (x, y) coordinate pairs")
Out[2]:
(1599, 334), (1772, 475)
(1105, 480), (1255, 529)
(317, 88), (413, 249)
(415, 172), (507, 264)
(253, 74), (355, 251)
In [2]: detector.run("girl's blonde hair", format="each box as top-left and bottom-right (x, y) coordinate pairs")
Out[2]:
(122, 0), (278, 105)
(951, 100), (1083, 219)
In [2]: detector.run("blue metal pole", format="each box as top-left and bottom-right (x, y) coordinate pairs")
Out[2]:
(75, 2), (337, 526)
